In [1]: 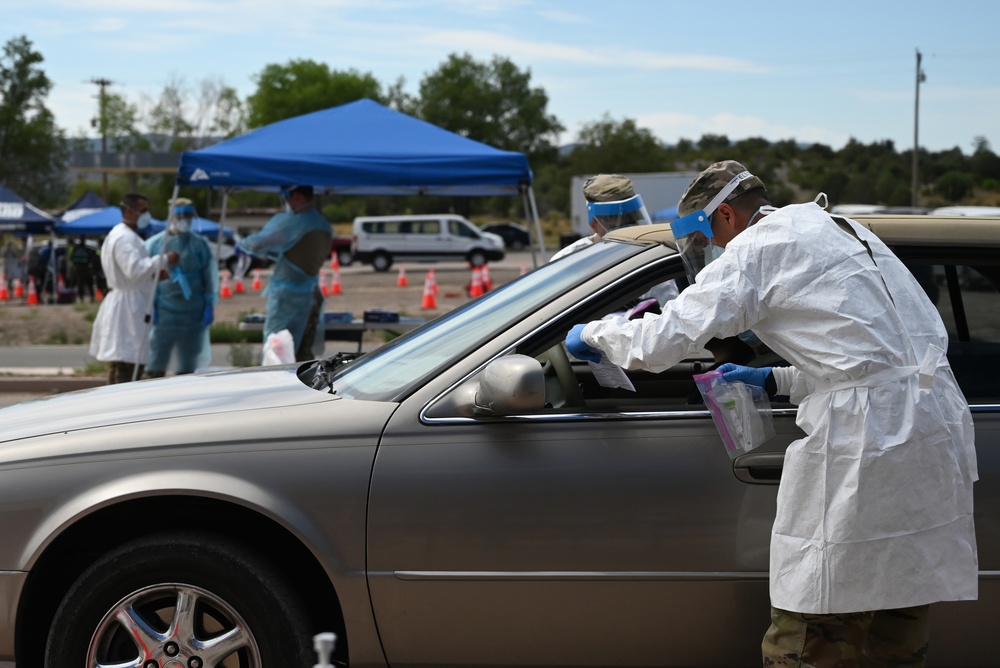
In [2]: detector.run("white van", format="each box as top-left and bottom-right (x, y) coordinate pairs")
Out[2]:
(352, 214), (505, 272)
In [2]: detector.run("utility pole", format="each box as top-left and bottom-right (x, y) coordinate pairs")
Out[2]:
(912, 50), (926, 207)
(90, 77), (113, 201)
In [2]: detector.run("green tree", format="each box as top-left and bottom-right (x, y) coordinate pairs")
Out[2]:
(0, 35), (67, 205)
(145, 76), (247, 151)
(934, 171), (974, 201)
(98, 91), (148, 152)
(417, 53), (564, 163)
(565, 116), (670, 174)
(246, 59), (382, 128)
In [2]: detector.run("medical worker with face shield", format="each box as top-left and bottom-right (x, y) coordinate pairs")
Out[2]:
(566, 161), (978, 666)
(551, 174), (679, 308)
(236, 185), (332, 362)
(143, 198), (218, 377)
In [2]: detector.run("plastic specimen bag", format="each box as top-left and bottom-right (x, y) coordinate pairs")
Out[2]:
(693, 369), (775, 458)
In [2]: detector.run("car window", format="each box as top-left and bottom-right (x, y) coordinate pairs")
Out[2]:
(916, 262), (1000, 403)
(449, 220), (479, 239)
(331, 241), (645, 401)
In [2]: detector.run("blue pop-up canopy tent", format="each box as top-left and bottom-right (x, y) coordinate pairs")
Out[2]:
(59, 190), (108, 223)
(0, 184), (59, 234)
(176, 98), (545, 259)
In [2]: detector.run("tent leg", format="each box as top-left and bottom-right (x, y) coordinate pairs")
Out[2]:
(526, 187), (545, 267)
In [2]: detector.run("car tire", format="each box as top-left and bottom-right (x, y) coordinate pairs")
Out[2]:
(44, 532), (313, 668)
(468, 250), (487, 267)
(510, 239), (525, 251)
(337, 249), (353, 267)
(372, 252), (392, 272)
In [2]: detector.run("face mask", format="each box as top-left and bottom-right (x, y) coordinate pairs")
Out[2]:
(136, 211), (151, 229)
(747, 205), (777, 228)
(705, 243), (725, 264)
(737, 329), (765, 349)
(175, 219), (191, 233)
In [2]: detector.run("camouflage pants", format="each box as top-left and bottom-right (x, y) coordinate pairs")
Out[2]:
(762, 604), (930, 668)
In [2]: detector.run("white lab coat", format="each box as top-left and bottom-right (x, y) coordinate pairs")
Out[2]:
(583, 202), (978, 614)
(89, 222), (168, 364)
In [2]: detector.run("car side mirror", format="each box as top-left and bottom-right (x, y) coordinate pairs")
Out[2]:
(473, 354), (545, 416)
(426, 354), (545, 418)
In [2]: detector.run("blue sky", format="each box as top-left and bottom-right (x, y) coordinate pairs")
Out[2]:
(4, 0), (999, 154)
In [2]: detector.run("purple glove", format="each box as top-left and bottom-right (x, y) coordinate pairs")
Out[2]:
(717, 363), (772, 388)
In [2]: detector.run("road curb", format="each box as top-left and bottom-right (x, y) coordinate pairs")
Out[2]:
(0, 377), (106, 393)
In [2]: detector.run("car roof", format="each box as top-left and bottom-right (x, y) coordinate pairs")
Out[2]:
(604, 214), (1000, 250)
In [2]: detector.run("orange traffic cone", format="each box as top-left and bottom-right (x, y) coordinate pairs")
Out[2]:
(427, 268), (438, 295)
(26, 277), (39, 305)
(12, 277), (23, 298)
(319, 272), (329, 296)
(397, 264), (408, 287)
(421, 271), (437, 309)
(220, 273), (233, 299)
(331, 255), (340, 271)
(95, 286), (104, 301)
(57, 274), (66, 291)
(330, 266), (342, 295)
(481, 264), (493, 291)
(0, 273), (8, 301)
(251, 269), (263, 291)
(520, 262), (529, 276)
(234, 276), (245, 294)
(469, 267), (484, 298)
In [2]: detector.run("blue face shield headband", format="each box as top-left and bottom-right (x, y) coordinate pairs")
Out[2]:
(670, 170), (755, 283)
(586, 194), (652, 234)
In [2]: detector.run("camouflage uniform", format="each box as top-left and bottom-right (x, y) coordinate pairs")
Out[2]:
(676, 159), (767, 216)
(762, 605), (930, 667)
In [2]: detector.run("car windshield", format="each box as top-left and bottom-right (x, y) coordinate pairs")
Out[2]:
(331, 240), (645, 401)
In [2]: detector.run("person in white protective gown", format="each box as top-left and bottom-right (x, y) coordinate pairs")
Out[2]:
(566, 161), (978, 666)
(237, 185), (332, 362)
(144, 198), (219, 377)
(89, 193), (179, 384)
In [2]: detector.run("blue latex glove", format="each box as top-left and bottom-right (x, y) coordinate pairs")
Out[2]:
(168, 265), (193, 300)
(201, 301), (214, 328)
(717, 362), (772, 388)
(565, 324), (602, 363)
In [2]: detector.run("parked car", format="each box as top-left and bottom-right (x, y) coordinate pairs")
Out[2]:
(480, 221), (531, 250)
(352, 213), (504, 271)
(0, 214), (997, 667)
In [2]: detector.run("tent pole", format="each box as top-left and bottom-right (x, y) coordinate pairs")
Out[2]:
(526, 187), (545, 267)
(216, 188), (229, 271)
(520, 187), (537, 268)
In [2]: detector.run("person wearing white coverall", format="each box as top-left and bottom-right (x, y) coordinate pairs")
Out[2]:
(237, 185), (332, 362)
(143, 199), (218, 377)
(566, 161), (978, 666)
(89, 193), (179, 384)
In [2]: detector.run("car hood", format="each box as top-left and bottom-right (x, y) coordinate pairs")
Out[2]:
(0, 365), (338, 445)
(482, 231), (505, 248)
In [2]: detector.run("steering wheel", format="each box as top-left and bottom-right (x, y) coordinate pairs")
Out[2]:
(545, 343), (586, 408)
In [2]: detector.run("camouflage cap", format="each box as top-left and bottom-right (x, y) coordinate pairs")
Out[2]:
(583, 174), (636, 203)
(677, 160), (767, 216)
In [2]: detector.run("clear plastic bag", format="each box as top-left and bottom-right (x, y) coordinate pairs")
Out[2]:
(693, 369), (775, 459)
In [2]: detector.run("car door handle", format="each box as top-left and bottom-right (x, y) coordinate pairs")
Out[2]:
(732, 451), (784, 484)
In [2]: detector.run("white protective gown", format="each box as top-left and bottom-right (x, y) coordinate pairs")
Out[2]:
(583, 202), (978, 614)
(89, 222), (169, 364)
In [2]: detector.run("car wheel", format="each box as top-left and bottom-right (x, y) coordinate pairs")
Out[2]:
(45, 532), (313, 668)
(510, 239), (525, 251)
(468, 250), (487, 267)
(372, 252), (392, 272)
(337, 249), (353, 267)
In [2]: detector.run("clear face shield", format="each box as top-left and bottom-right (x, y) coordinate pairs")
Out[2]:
(171, 204), (196, 233)
(670, 170), (757, 283)
(586, 194), (652, 236)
